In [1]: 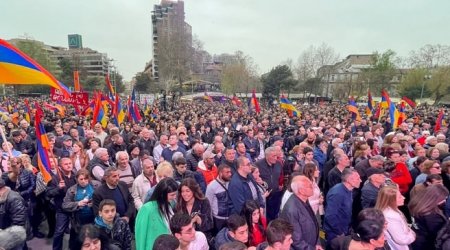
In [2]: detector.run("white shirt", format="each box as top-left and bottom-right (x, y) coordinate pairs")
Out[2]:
(131, 173), (154, 210)
(188, 231), (209, 250)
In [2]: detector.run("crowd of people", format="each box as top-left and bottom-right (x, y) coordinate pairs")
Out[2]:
(0, 98), (449, 250)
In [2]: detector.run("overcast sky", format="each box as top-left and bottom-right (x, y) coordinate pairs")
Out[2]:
(1, 0), (450, 81)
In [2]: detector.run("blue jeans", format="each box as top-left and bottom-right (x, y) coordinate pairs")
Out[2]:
(52, 211), (70, 250)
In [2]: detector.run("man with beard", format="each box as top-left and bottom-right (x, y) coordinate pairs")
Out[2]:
(304, 131), (316, 149)
(205, 164), (233, 232)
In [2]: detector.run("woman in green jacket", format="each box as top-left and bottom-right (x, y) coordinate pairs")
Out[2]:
(135, 177), (179, 250)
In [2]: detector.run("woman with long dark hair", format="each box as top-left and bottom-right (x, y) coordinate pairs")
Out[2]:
(176, 178), (213, 235)
(408, 184), (449, 250)
(135, 177), (178, 250)
(241, 200), (267, 247)
(302, 163), (324, 217)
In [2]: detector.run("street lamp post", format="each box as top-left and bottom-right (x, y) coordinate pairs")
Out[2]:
(420, 75), (431, 104)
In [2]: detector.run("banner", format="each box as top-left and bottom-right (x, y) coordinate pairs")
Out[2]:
(50, 88), (89, 106)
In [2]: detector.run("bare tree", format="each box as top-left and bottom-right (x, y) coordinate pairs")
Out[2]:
(294, 43), (340, 97)
(408, 44), (450, 68)
(220, 51), (259, 94)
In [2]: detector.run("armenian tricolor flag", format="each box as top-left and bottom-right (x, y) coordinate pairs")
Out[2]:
(280, 95), (301, 117)
(105, 74), (116, 96)
(34, 102), (52, 183)
(347, 96), (361, 121)
(231, 95), (242, 106)
(24, 99), (31, 123)
(0, 39), (70, 96)
(128, 88), (142, 123)
(204, 92), (213, 102)
(381, 89), (396, 129)
(366, 90), (374, 116)
(248, 89), (261, 114)
(394, 101), (406, 128)
(401, 96), (416, 109)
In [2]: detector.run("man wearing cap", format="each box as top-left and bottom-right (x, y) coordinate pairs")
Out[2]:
(60, 135), (73, 158)
(197, 150), (219, 185)
(361, 167), (386, 209)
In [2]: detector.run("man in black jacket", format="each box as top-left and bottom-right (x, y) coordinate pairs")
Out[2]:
(92, 167), (135, 224)
(47, 157), (76, 250)
(0, 178), (28, 250)
(255, 146), (283, 222)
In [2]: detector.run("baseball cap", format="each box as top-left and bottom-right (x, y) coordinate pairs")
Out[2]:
(202, 150), (216, 160)
(366, 167), (386, 179)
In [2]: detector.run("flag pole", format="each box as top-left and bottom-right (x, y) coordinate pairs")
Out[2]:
(0, 124), (13, 158)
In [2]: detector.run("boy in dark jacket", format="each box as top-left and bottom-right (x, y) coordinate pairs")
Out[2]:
(94, 199), (132, 250)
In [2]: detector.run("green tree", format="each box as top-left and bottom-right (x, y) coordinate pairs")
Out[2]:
(397, 68), (431, 101)
(134, 73), (153, 92)
(261, 65), (295, 99)
(361, 50), (398, 94)
(83, 76), (104, 92)
(429, 66), (450, 105)
(220, 51), (259, 94)
(112, 72), (125, 93)
(58, 57), (73, 87)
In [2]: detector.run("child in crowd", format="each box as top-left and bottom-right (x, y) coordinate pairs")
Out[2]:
(94, 199), (132, 250)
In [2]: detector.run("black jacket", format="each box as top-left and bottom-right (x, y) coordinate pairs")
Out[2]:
(46, 171), (77, 212)
(412, 212), (447, 250)
(95, 215), (132, 250)
(92, 181), (135, 220)
(180, 198), (213, 233)
(88, 156), (113, 179)
(186, 152), (202, 171)
(3, 168), (35, 201)
(0, 188), (27, 229)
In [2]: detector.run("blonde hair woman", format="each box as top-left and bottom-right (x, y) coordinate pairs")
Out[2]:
(19, 154), (37, 174)
(375, 186), (415, 250)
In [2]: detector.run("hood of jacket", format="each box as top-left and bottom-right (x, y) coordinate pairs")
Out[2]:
(94, 214), (119, 230)
(197, 160), (215, 171)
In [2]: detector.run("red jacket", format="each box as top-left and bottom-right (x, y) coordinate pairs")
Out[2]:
(251, 216), (267, 246)
(196, 160), (218, 185)
(390, 162), (412, 194)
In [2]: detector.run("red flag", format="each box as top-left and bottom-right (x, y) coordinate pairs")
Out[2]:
(435, 109), (445, 133)
(73, 71), (80, 91)
(91, 92), (102, 128)
(401, 96), (416, 108)
(250, 89), (260, 113)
